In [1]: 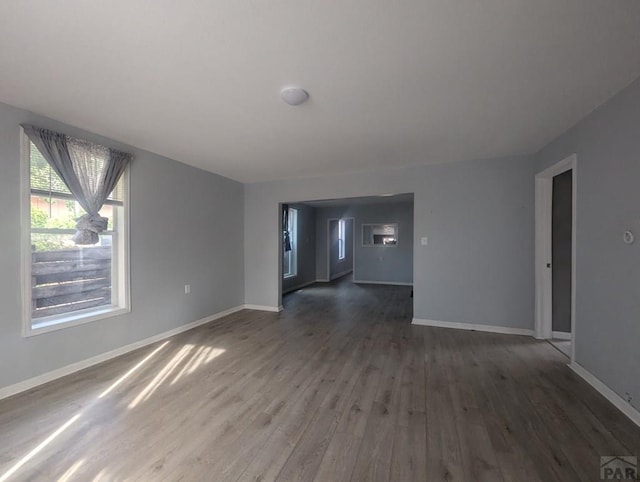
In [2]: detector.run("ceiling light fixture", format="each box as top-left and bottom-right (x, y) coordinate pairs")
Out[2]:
(281, 87), (309, 106)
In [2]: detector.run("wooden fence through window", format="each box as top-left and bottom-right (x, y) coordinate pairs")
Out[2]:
(31, 246), (112, 319)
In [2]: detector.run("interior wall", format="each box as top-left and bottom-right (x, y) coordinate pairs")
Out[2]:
(552, 170), (573, 334)
(245, 155), (535, 329)
(535, 76), (640, 413)
(315, 201), (413, 284)
(355, 202), (413, 284)
(282, 203), (316, 293)
(0, 101), (245, 390)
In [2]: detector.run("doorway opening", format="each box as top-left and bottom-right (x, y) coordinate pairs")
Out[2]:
(278, 194), (414, 314)
(535, 155), (577, 361)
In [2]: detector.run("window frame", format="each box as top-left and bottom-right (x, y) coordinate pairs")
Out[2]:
(20, 128), (131, 337)
(283, 207), (298, 279)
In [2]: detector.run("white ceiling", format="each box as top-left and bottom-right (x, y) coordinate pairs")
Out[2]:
(1, 1), (639, 183)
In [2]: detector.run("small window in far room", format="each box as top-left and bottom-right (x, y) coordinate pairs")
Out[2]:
(283, 208), (298, 278)
(338, 219), (346, 260)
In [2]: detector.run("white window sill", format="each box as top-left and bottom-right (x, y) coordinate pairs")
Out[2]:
(283, 274), (297, 280)
(24, 305), (130, 337)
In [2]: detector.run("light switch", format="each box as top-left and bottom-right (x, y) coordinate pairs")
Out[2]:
(421, 237), (428, 246)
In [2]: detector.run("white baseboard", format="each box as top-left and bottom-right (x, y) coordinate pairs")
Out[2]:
(354, 279), (413, 287)
(243, 304), (283, 312)
(552, 331), (572, 340)
(412, 318), (534, 336)
(569, 362), (640, 428)
(315, 278), (330, 283)
(0, 304), (245, 401)
(283, 279), (318, 294)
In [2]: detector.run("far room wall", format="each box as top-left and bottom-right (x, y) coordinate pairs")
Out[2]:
(315, 201), (414, 285)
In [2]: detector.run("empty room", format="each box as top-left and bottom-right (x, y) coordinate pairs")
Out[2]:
(1, 1), (640, 481)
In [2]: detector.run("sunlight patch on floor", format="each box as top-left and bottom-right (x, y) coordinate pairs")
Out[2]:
(171, 346), (205, 385)
(56, 458), (85, 482)
(0, 413), (82, 482)
(205, 348), (225, 364)
(99, 341), (170, 399)
(128, 344), (194, 408)
(188, 346), (212, 375)
(2, 340), (227, 480)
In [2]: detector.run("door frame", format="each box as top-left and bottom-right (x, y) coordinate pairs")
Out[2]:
(534, 154), (577, 362)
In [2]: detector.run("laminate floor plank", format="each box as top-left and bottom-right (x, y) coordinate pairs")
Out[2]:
(1, 277), (639, 481)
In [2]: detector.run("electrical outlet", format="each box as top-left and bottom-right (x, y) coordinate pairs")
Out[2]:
(625, 392), (633, 403)
(421, 237), (428, 246)
(185, 284), (191, 294)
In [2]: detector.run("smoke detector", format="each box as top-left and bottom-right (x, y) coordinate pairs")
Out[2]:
(281, 87), (309, 106)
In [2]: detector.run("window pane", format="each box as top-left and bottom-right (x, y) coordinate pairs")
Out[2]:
(338, 219), (345, 259)
(30, 195), (80, 229)
(283, 251), (291, 277)
(29, 140), (124, 203)
(31, 195), (114, 231)
(30, 143), (72, 196)
(30, 233), (113, 320)
(283, 209), (297, 278)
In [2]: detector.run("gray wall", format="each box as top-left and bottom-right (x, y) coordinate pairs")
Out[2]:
(535, 76), (640, 412)
(314, 201), (413, 284)
(552, 170), (572, 334)
(245, 155), (534, 328)
(0, 101), (244, 390)
(282, 203), (316, 293)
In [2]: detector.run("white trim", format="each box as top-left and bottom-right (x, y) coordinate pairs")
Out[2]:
(354, 279), (413, 286)
(19, 127), (31, 337)
(338, 219), (346, 260)
(315, 278), (330, 283)
(282, 279), (318, 294)
(243, 304), (283, 312)
(412, 318), (534, 336)
(0, 305), (245, 401)
(569, 362), (640, 428)
(26, 306), (131, 337)
(534, 154), (577, 364)
(552, 331), (572, 340)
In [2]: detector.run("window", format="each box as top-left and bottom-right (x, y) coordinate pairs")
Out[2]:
(338, 219), (346, 260)
(22, 133), (130, 335)
(283, 208), (298, 278)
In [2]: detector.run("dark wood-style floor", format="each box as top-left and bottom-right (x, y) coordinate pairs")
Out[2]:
(1, 278), (639, 481)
